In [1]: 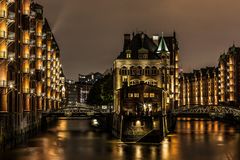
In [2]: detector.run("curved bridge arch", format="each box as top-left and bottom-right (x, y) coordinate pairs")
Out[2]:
(42, 106), (108, 118)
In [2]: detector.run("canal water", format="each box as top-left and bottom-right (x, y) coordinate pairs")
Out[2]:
(0, 118), (239, 160)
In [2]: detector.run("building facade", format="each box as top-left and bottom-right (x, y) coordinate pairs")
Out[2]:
(65, 80), (78, 106)
(0, 0), (65, 148)
(78, 72), (103, 103)
(179, 67), (218, 107)
(218, 45), (240, 106)
(113, 32), (180, 141)
(179, 45), (240, 107)
(113, 32), (180, 113)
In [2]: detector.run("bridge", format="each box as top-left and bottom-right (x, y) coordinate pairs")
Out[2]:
(42, 105), (111, 118)
(173, 105), (240, 121)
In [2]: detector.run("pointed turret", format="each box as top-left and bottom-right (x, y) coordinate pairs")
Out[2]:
(157, 32), (169, 53)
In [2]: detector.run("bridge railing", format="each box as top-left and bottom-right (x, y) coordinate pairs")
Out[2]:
(173, 105), (240, 119)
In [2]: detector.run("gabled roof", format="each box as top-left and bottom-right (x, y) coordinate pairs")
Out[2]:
(117, 32), (178, 60)
(117, 32), (160, 60)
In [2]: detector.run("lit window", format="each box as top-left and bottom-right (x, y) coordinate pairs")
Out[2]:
(144, 93), (149, 98)
(134, 93), (139, 98)
(126, 53), (131, 59)
(150, 93), (155, 98)
(128, 93), (133, 98)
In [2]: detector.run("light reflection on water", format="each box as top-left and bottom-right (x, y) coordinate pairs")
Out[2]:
(0, 118), (239, 160)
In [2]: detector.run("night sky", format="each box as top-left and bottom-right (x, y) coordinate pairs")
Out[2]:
(36, 0), (240, 80)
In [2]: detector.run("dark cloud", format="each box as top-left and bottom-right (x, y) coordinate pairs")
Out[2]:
(36, 0), (240, 80)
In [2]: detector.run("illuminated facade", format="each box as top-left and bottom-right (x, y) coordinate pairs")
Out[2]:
(113, 32), (180, 141)
(218, 45), (240, 106)
(180, 45), (240, 107)
(179, 67), (218, 106)
(113, 32), (180, 113)
(0, 0), (65, 147)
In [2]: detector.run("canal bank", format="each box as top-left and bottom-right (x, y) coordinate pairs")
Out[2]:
(0, 113), (57, 151)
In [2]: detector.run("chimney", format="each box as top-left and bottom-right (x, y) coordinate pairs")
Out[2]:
(152, 35), (159, 45)
(123, 34), (131, 50)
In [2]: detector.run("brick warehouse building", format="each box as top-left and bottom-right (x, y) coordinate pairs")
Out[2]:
(0, 0), (65, 148)
(179, 45), (240, 108)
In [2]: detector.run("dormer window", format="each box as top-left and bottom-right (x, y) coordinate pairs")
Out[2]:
(126, 50), (132, 59)
(138, 53), (148, 59)
(138, 48), (148, 59)
(126, 53), (131, 59)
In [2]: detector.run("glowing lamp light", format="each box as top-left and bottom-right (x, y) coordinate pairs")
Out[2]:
(92, 119), (99, 126)
(136, 120), (141, 127)
(8, 81), (15, 89)
(9, 57), (14, 61)
(9, 83), (14, 89)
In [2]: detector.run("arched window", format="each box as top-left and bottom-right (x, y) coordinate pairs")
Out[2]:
(151, 66), (158, 76)
(120, 66), (127, 75)
(130, 79), (140, 85)
(145, 79), (157, 86)
(145, 66), (150, 76)
(130, 66), (137, 76)
(137, 66), (143, 76)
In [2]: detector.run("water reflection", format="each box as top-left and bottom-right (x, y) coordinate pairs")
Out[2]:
(0, 118), (239, 160)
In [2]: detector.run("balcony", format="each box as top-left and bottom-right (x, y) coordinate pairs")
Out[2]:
(30, 54), (35, 61)
(8, 80), (15, 89)
(8, 52), (15, 61)
(30, 88), (35, 94)
(8, 31), (15, 40)
(0, 10), (6, 18)
(42, 44), (46, 49)
(30, 39), (35, 46)
(30, 11), (36, 18)
(30, 68), (35, 75)
(7, 0), (15, 4)
(0, 80), (7, 87)
(30, 27), (35, 34)
(0, 51), (7, 59)
(41, 66), (46, 71)
(8, 11), (15, 21)
(0, 30), (7, 38)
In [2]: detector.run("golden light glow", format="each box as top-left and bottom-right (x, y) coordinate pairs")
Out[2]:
(22, 76), (30, 93)
(47, 51), (51, 60)
(36, 59), (43, 70)
(0, 62), (7, 82)
(47, 41), (51, 51)
(22, 31), (30, 43)
(22, 45), (30, 58)
(22, 0), (30, 15)
(22, 60), (30, 73)
(36, 48), (42, 58)
(36, 82), (42, 96)
(47, 78), (51, 87)
(36, 20), (43, 36)
(36, 36), (42, 47)
(47, 88), (51, 98)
